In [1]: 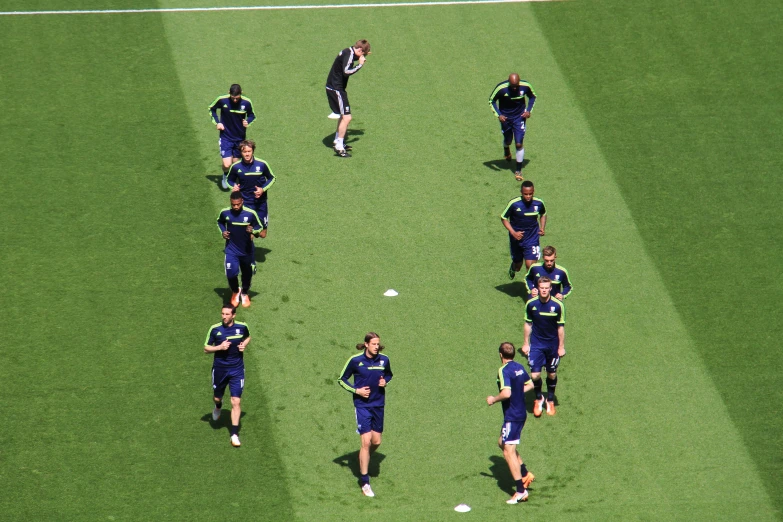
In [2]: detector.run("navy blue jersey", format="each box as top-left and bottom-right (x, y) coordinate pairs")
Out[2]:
(525, 263), (573, 298)
(498, 360), (532, 422)
(489, 80), (536, 118)
(326, 47), (363, 91)
(501, 197), (546, 247)
(339, 352), (393, 408)
(216, 207), (263, 256)
(227, 157), (276, 207)
(205, 321), (250, 369)
(208, 95), (256, 141)
(525, 296), (565, 347)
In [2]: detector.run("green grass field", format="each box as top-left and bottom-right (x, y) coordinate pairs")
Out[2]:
(1, 0), (781, 519)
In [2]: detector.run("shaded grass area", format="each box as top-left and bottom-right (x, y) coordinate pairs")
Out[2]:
(0, 7), (293, 520)
(533, 0), (783, 515)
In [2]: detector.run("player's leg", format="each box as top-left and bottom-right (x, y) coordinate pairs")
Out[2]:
(528, 349), (546, 417)
(227, 369), (244, 447)
(238, 256), (254, 308)
(502, 124), (513, 165)
(545, 352), (561, 415)
(524, 244), (541, 270)
(355, 408), (375, 496)
(508, 237), (525, 280)
(369, 407), (384, 454)
(499, 422), (528, 504)
(255, 200), (269, 239)
(219, 139), (233, 190)
(225, 253), (241, 307)
(514, 118), (527, 177)
(333, 90), (352, 157)
(211, 366), (229, 422)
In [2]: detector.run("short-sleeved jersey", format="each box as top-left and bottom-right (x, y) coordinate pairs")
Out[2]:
(326, 47), (363, 91)
(501, 197), (546, 247)
(498, 360), (532, 422)
(204, 321), (250, 369)
(489, 80), (536, 118)
(216, 207), (263, 256)
(227, 157), (276, 207)
(525, 296), (565, 348)
(208, 95), (256, 141)
(339, 351), (393, 408)
(525, 263), (573, 299)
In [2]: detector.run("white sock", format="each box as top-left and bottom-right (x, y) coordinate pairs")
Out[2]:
(335, 138), (344, 149)
(334, 132), (339, 142)
(516, 148), (525, 163)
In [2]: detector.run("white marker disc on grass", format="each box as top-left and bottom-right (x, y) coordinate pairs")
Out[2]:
(383, 289), (399, 297)
(454, 504), (471, 512)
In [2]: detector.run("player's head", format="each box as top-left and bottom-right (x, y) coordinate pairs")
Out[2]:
(357, 331), (384, 355)
(354, 39), (371, 56)
(498, 342), (516, 361)
(240, 140), (255, 162)
(537, 276), (552, 298)
(508, 73), (521, 94)
(521, 180), (535, 202)
(230, 191), (244, 211)
(542, 245), (557, 269)
(221, 304), (236, 325)
(229, 84), (242, 102)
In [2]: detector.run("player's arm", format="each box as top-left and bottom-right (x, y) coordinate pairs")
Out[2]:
(561, 270), (572, 299)
(227, 162), (240, 190)
(524, 267), (537, 295)
(539, 213), (547, 236)
(217, 212), (230, 239)
(238, 336), (251, 352)
(488, 84), (503, 118)
(521, 318), (532, 355)
(523, 379), (534, 394)
(379, 358), (392, 387)
(244, 99), (256, 126)
(343, 51), (363, 75)
(208, 96), (224, 129)
(521, 83), (536, 118)
(500, 203), (524, 240)
(259, 164), (275, 192)
(204, 327), (230, 353)
(338, 358), (358, 393)
(487, 367), (512, 405)
(557, 325), (565, 357)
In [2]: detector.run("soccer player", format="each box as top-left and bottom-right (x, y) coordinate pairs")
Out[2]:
(208, 84), (256, 189)
(204, 304), (251, 447)
(489, 73), (536, 180)
(326, 40), (371, 158)
(521, 277), (565, 417)
(227, 140), (275, 237)
(338, 332), (393, 498)
(217, 192), (264, 308)
(486, 342), (535, 504)
(525, 245), (573, 300)
(501, 180), (547, 279)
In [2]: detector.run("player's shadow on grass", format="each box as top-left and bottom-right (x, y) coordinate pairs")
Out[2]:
(483, 158), (530, 173)
(495, 282), (530, 300)
(333, 450), (387, 483)
(480, 456), (517, 495)
(213, 287), (261, 304)
(200, 411), (247, 431)
(205, 175), (230, 190)
(321, 128), (365, 148)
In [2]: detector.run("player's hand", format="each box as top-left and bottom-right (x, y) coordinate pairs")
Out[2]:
(238, 340), (248, 352)
(242, 119), (249, 128)
(486, 396), (495, 406)
(378, 377), (386, 387)
(254, 187), (264, 198)
(222, 231), (230, 239)
(539, 229), (545, 237)
(220, 340), (231, 351)
(558, 346), (566, 357)
(245, 225), (254, 234)
(357, 386), (371, 398)
(530, 288), (539, 298)
(555, 293), (563, 300)
(359, 55), (366, 65)
(231, 184), (240, 192)
(513, 231), (524, 241)
(498, 115), (507, 123)
(259, 229), (267, 239)
(521, 344), (530, 356)
(522, 111), (531, 119)
(216, 123), (225, 131)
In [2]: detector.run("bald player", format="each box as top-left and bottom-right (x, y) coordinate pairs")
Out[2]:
(489, 73), (537, 180)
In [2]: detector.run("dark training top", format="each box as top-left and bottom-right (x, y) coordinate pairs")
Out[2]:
(501, 196), (547, 247)
(204, 321), (250, 369)
(497, 360), (532, 422)
(326, 47), (363, 91)
(489, 80), (536, 118)
(339, 351), (393, 408)
(525, 263), (573, 299)
(208, 95), (256, 141)
(525, 296), (565, 348)
(216, 207), (263, 256)
(227, 158), (276, 207)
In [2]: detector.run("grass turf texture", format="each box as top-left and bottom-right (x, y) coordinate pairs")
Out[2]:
(0, 0), (780, 520)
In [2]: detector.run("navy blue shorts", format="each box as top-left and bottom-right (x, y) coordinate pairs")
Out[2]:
(500, 116), (526, 145)
(355, 407), (384, 434)
(509, 237), (541, 263)
(224, 252), (256, 278)
(219, 137), (242, 159)
(528, 345), (561, 374)
(212, 365), (245, 398)
(244, 199), (269, 229)
(500, 420), (525, 445)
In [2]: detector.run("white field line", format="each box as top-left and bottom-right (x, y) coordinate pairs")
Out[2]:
(0, 0), (555, 16)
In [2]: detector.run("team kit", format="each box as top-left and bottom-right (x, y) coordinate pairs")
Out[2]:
(202, 40), (573, 504)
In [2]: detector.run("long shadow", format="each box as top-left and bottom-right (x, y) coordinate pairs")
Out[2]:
(321, 128), (365, 148)
(495, 282), (530, 300)
(200, 410), (247, 431)
(213, 287), (260, 304)
(483, 158), (531, 173)
(255, 246), (271, 263)
(205, 174), (230, 191)
(479, 455), (516, 495)
(333, 450), (387, 484)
